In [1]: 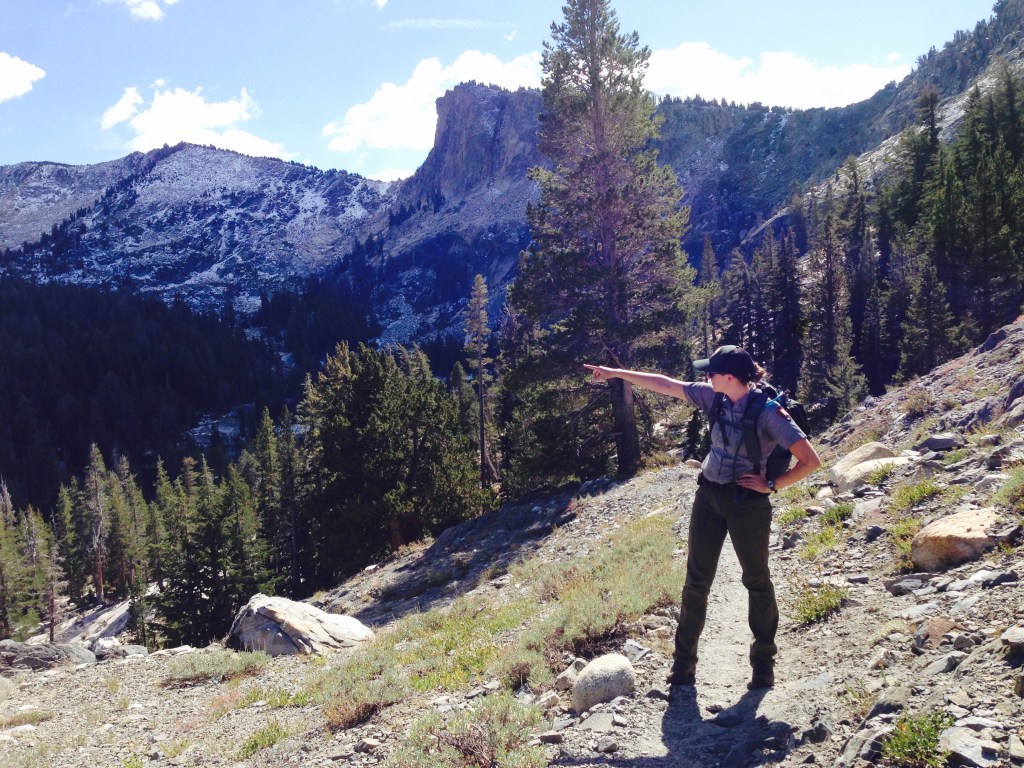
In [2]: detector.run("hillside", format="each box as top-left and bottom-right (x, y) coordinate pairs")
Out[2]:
(2, 317), (1023, 767)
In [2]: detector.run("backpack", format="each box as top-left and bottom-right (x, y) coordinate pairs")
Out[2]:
(708, 383), (811, 481)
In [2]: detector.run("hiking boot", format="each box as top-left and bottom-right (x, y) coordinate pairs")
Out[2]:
(747, 664), (774, 690)
(666, 662), (696, 686)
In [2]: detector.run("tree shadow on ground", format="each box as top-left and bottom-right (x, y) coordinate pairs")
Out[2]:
(550, 685), (794, 768)
(339, 476), (631, 627)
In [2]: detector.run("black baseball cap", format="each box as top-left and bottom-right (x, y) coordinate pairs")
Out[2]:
(692, 345), (757, 379)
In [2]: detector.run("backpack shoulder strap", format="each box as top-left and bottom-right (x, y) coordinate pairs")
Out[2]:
(709, 391), (725, 432)
(741, 388), (769, 475)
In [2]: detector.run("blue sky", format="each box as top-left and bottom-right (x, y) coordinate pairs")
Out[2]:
(0, 0), (997, 181)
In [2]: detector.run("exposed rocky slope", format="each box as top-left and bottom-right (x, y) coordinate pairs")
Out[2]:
(3, 318), (1024, 767)
(0, 145), (392, 315)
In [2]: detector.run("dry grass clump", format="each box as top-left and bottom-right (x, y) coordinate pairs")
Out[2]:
(0, 709), (54, 728)
(164, 649), (271, 686)
(388, 693), (546, 768)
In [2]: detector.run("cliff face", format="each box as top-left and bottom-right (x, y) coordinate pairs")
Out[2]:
(402, 82), (542, 203)
(364, 83), (542, 343)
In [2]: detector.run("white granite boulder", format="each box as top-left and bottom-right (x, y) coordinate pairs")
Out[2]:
(832, 457), (910, 494)
(911, 507), (1003, 571)
(228, 594), (374, 656)
(830, 442), (897, 487)
(91, 636), (148, 660)
(1000, 626), (1024, 655)
(571, 653), (635, 713)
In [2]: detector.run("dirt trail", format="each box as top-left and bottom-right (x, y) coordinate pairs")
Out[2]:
(551, 469), (839, 767)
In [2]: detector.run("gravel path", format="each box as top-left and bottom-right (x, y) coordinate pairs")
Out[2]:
(546, 466), (834, 768)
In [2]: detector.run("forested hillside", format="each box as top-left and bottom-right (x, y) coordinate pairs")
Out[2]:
(0, 278), (289, 512)
(0, 343), (485, 645)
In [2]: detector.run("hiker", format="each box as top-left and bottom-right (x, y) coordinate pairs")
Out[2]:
(583, 345), (821, 689)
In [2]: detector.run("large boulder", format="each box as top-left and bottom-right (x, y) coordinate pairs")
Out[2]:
(91, 636), (148, 660)
(830, 442), (899, 492)
(911, 508), (1003, 571)
(0, 640), (97, 672)
(833, 457), (910, 494)
(939, 727), (1002, 768)
(571, 653), (635, 713)
(228, 594), (374, 656)
(830, 442), (896, 483)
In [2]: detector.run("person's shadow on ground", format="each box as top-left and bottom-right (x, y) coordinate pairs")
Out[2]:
(549, 684), (793, 768)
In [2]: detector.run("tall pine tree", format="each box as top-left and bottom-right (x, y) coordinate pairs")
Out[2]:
(507, 0), (692, 481)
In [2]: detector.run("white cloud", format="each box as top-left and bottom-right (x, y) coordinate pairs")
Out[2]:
(101, 86), (143, 129)
(102, 84), (294, 160)
(324, 50), (541, 156)
(0, 52), (46, 103)
(104, 0), (180, 21)
(372, 0), (388, 8)
(646, 43), (910, 109)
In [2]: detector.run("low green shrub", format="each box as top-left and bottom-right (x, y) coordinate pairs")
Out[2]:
(821, 502), (855, 527)
(799, 525), (840, 561)
(939, 447), (971, 466)
(793, 584), (848, 624)
(237, 719), (289, 759)
(164, 649), (271, 686)
(901, 389), (934, 419)
(992, 466), (1024, 514)
(776, 483), (816, 505)
(776, 507), (809, 527)
(866, 464), (898, 485)
(889, 479), (942, 514)
(388, 693), (546, 768)
(889, 517), (922, 556)
(880, 709), (954, 768)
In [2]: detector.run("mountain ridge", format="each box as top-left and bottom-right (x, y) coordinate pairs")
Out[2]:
(0, 2), (1020, 345)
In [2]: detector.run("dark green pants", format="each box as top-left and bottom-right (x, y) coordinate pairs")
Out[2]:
(674, 480), (778, 669)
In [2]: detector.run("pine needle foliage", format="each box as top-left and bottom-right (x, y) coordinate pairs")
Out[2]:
(504, 0), (693, 488)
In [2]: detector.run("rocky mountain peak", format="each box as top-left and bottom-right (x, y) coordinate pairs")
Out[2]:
(400, 82), (542, 205)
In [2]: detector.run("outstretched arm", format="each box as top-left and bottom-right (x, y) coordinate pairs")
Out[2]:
(583, 364), (690, 401)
